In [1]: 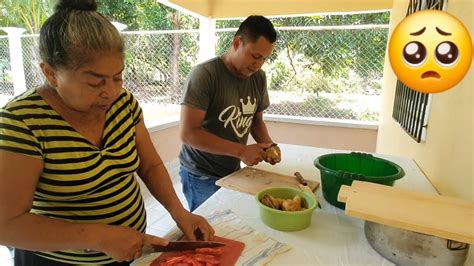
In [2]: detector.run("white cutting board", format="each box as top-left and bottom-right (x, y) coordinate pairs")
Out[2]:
(216, 166), (319, 195)
(338, 180), (474, 244)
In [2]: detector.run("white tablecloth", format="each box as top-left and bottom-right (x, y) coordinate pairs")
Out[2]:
(137, 144), (473, 265)
(193, 144), (473, 265)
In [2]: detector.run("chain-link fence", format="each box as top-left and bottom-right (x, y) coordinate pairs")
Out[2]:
(217, 25), (388, 121)
(22, 35), (44, 90)
(122, 30), (199, 105)
(0, 36), (13, 97)
(270, 25), (388, 121)
(1, 23), (388, 122)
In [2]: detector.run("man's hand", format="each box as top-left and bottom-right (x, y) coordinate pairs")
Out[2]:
(264, 144), (281, 165)
(238, 143), (269, 166)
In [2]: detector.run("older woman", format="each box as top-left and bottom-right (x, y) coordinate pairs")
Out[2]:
(0, 0), (214, 265)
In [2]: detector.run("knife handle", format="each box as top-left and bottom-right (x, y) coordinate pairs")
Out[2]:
(194, 228), (204, 241)
(294, 172), (308, 186)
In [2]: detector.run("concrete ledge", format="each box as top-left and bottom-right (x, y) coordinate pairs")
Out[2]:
(146, 115), (379, 161)
(147, 120), (180, 133)
(145, 115), (379, 132)
(263, 114), (379, 130)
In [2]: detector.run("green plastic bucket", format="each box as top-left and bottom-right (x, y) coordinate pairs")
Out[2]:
(256, 187), (317, 231)
(314, 152), (405, 209)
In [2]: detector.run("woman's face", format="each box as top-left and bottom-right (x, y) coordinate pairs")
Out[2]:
(51, 51), (124, 114)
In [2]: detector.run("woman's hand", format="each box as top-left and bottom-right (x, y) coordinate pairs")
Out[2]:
(97, 225), (168, 262)
(172, 211), (215, 241)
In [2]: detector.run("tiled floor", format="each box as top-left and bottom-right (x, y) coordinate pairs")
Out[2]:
(0, 159), (186, 265)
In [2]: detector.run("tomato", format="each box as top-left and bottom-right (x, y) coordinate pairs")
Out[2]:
(151, 247), (223, 265)
(194, 255), (220, 265)
(165, 255), (185, 264)
(195, 248), (224, 255)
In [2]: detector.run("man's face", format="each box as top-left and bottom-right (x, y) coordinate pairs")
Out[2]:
(233, 36), (275, 79)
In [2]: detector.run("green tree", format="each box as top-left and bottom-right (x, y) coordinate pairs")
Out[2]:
(97, 1), (199, 103)
(97, 0), (198, 30)
(0, 0), (55, 33)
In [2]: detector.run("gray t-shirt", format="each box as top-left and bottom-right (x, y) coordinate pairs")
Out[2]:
(179, 57), (270, 177)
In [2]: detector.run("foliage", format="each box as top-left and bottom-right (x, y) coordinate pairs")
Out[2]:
(266, 95), (358, 120)
(0, 0), (55, 33)
(97, 0), (198, 30)
(216, 12), (389, 97)
(0, 1), (389, 121)
(216, 12), (390, 28)
(0, 0), (199, 33)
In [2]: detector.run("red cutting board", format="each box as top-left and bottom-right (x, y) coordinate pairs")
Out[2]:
(150, 236), (245, 266)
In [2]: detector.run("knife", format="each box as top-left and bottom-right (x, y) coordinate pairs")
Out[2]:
(294, 171), (309, 186)
(263, 143), (278, 151)
(294, 172), (321, 208)
(143, 241), (226, 253)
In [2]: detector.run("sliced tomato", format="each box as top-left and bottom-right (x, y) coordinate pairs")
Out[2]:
(195, 247), (224, 255)
(194, 255), (220, 264)
(165, 255), (185, 264)
(182, 256), (199, 266)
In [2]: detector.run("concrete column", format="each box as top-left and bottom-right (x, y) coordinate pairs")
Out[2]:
(1, 27), (27, 96)
(198, 17), (216, 63)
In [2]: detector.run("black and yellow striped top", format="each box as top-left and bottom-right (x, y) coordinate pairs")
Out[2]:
(0, 88), (147, 264)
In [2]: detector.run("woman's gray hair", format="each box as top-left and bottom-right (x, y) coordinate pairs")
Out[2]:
(39, 0), (124, 70)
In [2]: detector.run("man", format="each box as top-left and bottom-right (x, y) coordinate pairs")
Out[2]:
(179, 15), (280, 211)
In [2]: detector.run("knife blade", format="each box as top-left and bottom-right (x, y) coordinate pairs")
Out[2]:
(294, 172), (321, 208)
(263, 143), (278, 151)
(145, 241), (226, 253)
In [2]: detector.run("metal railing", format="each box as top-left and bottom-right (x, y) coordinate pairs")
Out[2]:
(1, 24), (388, 122)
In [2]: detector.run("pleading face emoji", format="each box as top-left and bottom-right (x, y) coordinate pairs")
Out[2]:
(388, 10), (472, 93)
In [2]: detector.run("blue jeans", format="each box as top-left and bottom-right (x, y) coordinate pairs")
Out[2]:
(179, 166), (220, 212)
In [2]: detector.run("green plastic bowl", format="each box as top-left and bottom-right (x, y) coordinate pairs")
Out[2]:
(256, 187), (317, 231)
(314, 152), (405, 210)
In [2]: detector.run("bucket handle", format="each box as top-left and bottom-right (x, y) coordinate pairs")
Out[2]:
(337, 171), (368, 181)
(350, 151), (374, 158)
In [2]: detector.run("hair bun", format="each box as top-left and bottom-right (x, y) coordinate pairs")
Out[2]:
(55, 0), (97, 12)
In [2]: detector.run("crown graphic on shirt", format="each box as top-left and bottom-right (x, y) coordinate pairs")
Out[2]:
(240, 96), (257, 115)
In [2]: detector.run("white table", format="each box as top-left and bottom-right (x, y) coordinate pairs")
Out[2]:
(192, 144), (473, 265)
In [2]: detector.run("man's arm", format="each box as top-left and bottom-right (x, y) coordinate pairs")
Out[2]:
(250, 111), (274, 144)
(180, 105), (268, 166)
(250, 112), (281, 165)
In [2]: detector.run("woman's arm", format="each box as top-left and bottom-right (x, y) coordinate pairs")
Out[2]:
(0, 150), (165, 261)
(134, 119), (215, 240)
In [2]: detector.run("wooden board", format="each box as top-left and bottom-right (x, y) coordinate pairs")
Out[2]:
(151, 236), (245, 266)
(338, 181), (474, 244)
(216, 167), (319, 195)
